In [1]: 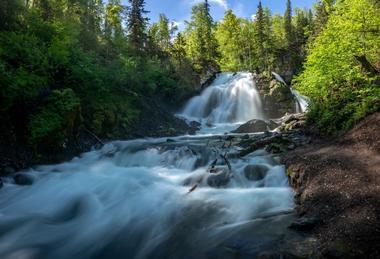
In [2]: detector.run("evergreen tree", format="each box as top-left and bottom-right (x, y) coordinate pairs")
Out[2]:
(254, 1), (267, 71)
(127, 0), (149, 56)
(171, 32), (187, 66)
(184, 1), (219, 74)
(215, 10), (242, 71)
(284, 0), (293, 48)
(157, 14), (171, 51)
(313, 0), (335, 36)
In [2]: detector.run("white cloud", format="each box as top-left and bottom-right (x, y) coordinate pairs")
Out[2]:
(189, 0), (228, 10)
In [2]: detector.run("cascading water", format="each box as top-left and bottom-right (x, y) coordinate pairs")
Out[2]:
(0, 72), (296, 259)
(180, 73), (265, 132)
(271, 72), (309, 113)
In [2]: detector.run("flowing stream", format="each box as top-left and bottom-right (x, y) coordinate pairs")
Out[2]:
(0, 73), (296, 259)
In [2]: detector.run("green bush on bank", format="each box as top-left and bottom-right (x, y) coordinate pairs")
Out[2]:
(28, 89), (80, 148)
(294, 0), (380, 135)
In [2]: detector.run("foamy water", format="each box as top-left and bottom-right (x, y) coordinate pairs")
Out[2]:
(0, 73), (295, 259)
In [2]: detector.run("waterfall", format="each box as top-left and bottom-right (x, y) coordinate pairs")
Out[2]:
(271, 72), (309, 113)
(0, 72), (296, 259)
(181, 72), (265, 125)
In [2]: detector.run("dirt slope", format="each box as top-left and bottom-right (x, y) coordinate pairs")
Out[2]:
(283, 112), (380, 258)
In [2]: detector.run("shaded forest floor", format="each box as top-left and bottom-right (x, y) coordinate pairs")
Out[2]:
(284, 112), (380, 258)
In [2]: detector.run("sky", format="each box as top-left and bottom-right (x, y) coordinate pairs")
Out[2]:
(137, 0), (317, 30)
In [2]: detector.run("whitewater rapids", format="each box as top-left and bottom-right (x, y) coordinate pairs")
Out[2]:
(0, 72), (295, 259)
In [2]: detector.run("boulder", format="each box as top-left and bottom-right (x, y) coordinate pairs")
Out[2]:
(276, 113), (307, 131)
(233, 119), (278, 134)
(207, 169), (230, 187)
(269, 80), (293, 103)
(244, 164), (268, 181)
(14, 174), (34, 186)
(188, 121), (201, 135)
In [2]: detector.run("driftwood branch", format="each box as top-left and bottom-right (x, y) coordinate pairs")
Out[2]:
(187, 184), (199, 194)
(220, 152), (232, 172)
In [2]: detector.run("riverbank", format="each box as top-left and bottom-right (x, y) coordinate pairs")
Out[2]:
(284, 112), (380, 258)
(0, 98), (198, 175)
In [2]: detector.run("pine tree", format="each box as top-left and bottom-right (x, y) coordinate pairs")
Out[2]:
(157, 14), (171, 51)
(215, 10), (242, 71)
(184, 1), (219, 74)
(284, 0), (293, 48)
(254, 1), (267, 71)
(313, 0), (335, 36)
(127, 0), (149, 56)
(171, 32), (187, 66)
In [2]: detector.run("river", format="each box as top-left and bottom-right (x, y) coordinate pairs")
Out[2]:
(0, 73), (297, 259)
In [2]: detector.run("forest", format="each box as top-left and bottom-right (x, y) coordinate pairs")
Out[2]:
(1, 0), (379, 158)
(0, 0), (380, 258)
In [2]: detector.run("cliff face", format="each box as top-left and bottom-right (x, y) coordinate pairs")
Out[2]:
(255, 73), (297, 118)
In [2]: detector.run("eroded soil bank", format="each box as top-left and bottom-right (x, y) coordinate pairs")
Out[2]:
(283, 112), (380, 258)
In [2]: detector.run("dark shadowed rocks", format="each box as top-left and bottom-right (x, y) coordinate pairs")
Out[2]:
(244, 164), (268, 181)
(207, 169), (230, 187)
(14, 174), (34, 186)
(233, 119), (278, 133)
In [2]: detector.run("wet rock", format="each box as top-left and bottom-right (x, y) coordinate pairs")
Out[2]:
(287, 144), (296, 150)
(233, 119), (278, 133)
(289, 217), (319, 232)
(188, 121), (201, 134)
(225, 135), (235, 141)
(239, 133), (290, 156)
(244, 164), (268, 181)
(14, 174), (34, 186)
(205, 121), (214, 127)
(241, 134), (250, 140)
(166, 138), (175, 143)
(266, 143), (287, 154)
(0, 179), (3, 188)
(269, 80), (293, 102)
(207, 170), (230, 187)
(276, 113), (307, 132)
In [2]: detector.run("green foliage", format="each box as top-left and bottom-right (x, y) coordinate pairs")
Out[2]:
(0, 31), (49, 111)
(184, 2), (219, 74)
(0, 0), (199, 156)
(213, 1), (313, 74)
(28, 89), (80, 148)
(294, 0), (380, 135)
(215, 10), (243, 71)
(284, 0), (293, 48)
